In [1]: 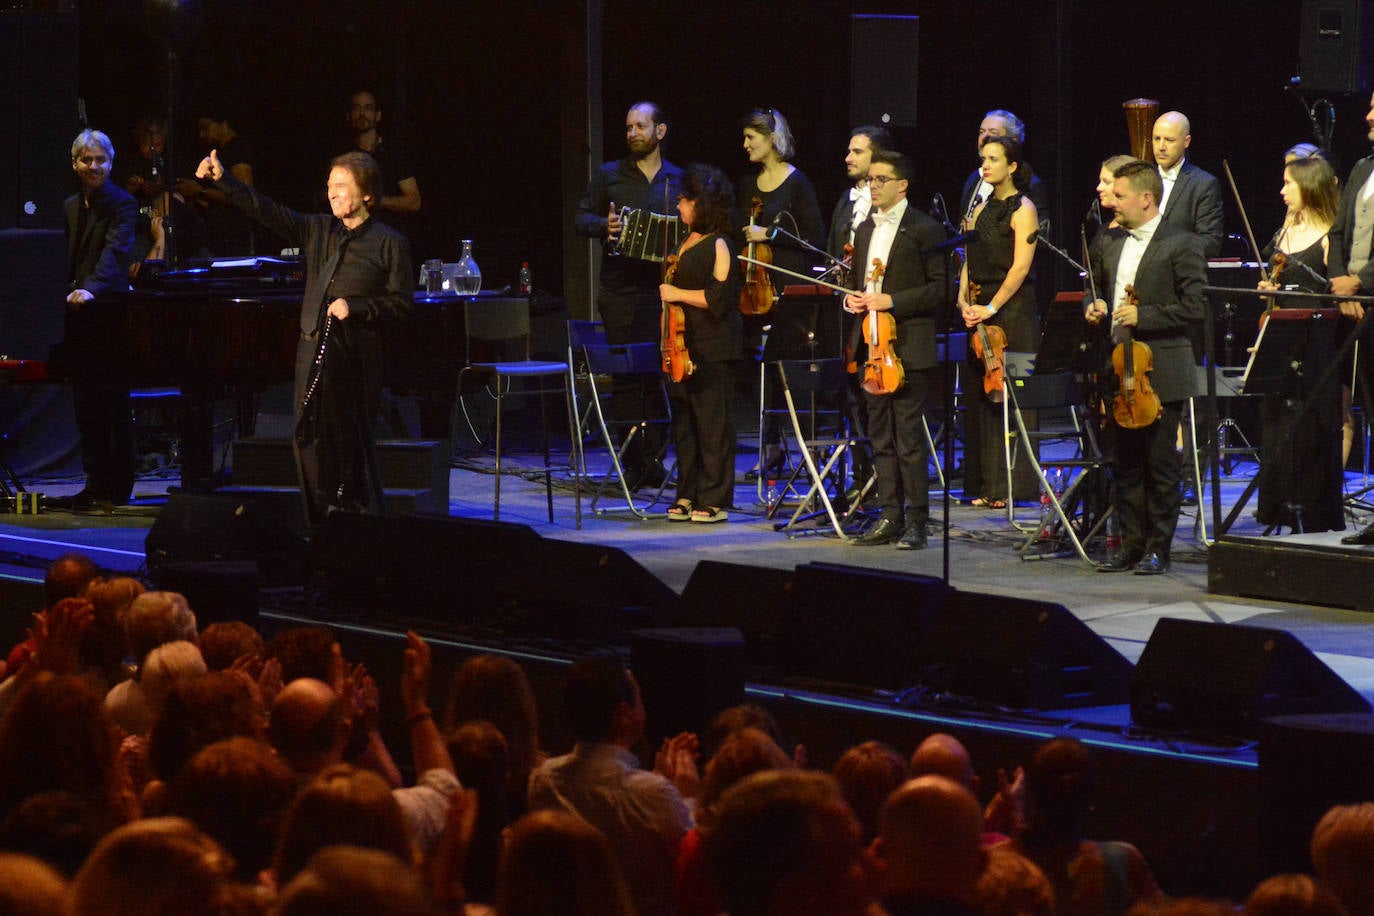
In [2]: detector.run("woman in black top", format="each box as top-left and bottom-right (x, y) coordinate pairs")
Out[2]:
(958, 136), (1040, 508)
(737, 109), (825, 478)
(660, 164), (743, 522)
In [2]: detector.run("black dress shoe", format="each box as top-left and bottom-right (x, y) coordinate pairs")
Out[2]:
(1134, 552), (1170, 575)
(1097, 550), (1141, 572)
(896, 522), (928, 550)
(1341, 522), (1374, 545)
(853, 518), (903, 546)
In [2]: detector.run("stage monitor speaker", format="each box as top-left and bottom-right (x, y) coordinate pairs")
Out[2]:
(309, 513), (542, 621)
(149, 560), (260, 629)
(631, 627), (747, 746)
(850, 14), (919, 129)
(0, 11), (79, 231)
(1298, 0), (1374, 95)
(912, 591), (1132, 710)
(779, 562), (947, 689)
(1258, 712), (1374, 875)
(677, 560), (794, 669)
(1131, 618), (1370, 738)
(508, 539), (680, 638)
(145, 492), (307, 587)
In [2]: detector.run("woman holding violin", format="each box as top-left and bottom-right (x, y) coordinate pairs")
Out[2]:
(958, 136), (1040, 509)
(1254, 154), (1344, 531)
(660, 164), (743, 523)
(737, 108), (825, 477)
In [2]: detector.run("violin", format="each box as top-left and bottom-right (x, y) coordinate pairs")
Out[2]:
(1111, 284), (1163, 429)
(660, 253), (695, 382)
(738, 197), (776, 316)
(858, 258), (904, 395)
(1256, 250), (1288, 331)
(967, 280), (1008, 404)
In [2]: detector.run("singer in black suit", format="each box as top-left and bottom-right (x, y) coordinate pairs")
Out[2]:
(846, 151), (948, 549)
(1086, 161), (1206, 575)
(59, 129), (138, 511)
(1152, 111), (1225, 259)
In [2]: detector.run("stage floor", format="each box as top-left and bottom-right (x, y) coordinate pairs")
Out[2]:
(6, 448), (1374, 702)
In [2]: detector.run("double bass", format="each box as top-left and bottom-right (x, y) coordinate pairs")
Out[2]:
(1111, 284), (1163, 429)
(660, 253), (695, 382)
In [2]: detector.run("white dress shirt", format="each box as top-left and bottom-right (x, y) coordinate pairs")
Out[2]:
(1158, 162), (1182, 214)
(865, 196), (908, 291)
(849, 183), (872, 237)
(1112, 213), (1162, 313)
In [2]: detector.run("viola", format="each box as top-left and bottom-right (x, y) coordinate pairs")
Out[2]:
(859, 259), (904, 395)
(1111, 284), (1163, 429)
(738, 197), (776, 316)
(967, 280), (1007, 404)
(660, 253), (695, 382)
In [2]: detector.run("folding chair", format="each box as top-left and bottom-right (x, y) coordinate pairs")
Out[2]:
(573, 334), (675, 518)
(457, 298), (580, 527)
(772, 358), (867, 538)
(1003, 363), (1112, 566)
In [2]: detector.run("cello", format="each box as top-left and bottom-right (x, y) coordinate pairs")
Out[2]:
(857, 258), (904, 395)
(1111, 284), (1163, 429)
(966, 280), (1008, 404)
(660, 253), (695, 382)
(738, 197), (776, 316)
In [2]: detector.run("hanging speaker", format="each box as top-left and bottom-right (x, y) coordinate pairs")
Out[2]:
(1297, 0), (1374, 95)
(850, 14), (919, 129)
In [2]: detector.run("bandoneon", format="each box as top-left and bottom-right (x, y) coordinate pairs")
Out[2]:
(611, 207), (688, 263)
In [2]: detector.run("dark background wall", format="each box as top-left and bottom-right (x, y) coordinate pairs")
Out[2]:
(37, 0), (1374, 300)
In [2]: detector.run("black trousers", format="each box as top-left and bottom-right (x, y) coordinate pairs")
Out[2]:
(71, 382), (134, 502)
(1113, 400), (1184, 559)
(670, 359), (735, 509)
(865, 365), (931, 526)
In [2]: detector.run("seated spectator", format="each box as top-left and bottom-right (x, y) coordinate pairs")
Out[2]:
(120, 640), (207, 795)
(44, 551), (101, 608)
(703, 702), (804, 765)
(1311, 802), (1374, 916)
(267, 626), (342, 688)
(833, 740), (910, 844)
(678, 726), (793, 916)
(0, 790), (109, 879)
(909, 732), (1020, 843)
(165, 736), (296, 883)
(444, 654), (545, 814)
(446, 721), (509, 906)
(0, 851), (68, 916)
(1011, 737), (1162, 916)
(142, 669), (268, 807)
(976, 845), (1055, 916)
(1245, 873), (1348, 915)
(271, 763), (414, 891)
(873, 775), (987, 915)
(273, 845), (431, 916)
(199, 621), (265, 672)
(528, 654), (694, 916)
(701, 769), (875, 916)
(496, 809), (635, 916)
(69, 816), (242, 916)
(1127, 899), (1237, 915)
(106, 590), (198, 736)
(0, 672), (136, 828)
(79, 575), (145, 690)
(267, 632), (457, 856)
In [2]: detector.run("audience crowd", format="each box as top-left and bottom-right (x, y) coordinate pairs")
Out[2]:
(0, 550), (1367, 914)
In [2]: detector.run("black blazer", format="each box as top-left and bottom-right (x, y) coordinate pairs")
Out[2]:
(63, 181), (137, 298)
(1329, 154), (1374, 290)
(1090, 220), (1207, 404)
(828, 189), (860, 261)
(1159, 160), (1225, 259)
(850, 203), (948, 371)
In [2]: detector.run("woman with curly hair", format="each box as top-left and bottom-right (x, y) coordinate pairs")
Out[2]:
(659, 163), (743, 524)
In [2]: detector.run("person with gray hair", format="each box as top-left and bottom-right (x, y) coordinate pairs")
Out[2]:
(54, 128), (138, 512)
(957, 109), (1049, 237)
(104, 591), (198, 736)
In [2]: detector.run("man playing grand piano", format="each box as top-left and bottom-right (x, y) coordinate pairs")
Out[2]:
(197, 148), (413, 525)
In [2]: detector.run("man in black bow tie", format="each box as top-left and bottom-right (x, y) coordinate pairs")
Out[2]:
(846, 151), (947, 549)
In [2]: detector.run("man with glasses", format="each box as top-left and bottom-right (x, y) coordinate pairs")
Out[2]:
(574, 102), (683, 490)
(846, 151), (948, 548)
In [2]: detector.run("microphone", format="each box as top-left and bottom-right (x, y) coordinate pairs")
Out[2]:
(768, 211), (784, 240)
(1086, 198), (1102, 225)
(930, 193), (956, 233)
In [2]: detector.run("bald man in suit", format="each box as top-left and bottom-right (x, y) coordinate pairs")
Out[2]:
(1152, 111), (1225, 259)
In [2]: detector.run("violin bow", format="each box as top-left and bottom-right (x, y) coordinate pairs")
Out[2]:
(1080, 228), (1101, 305)
(1221, 159), (1272, 284)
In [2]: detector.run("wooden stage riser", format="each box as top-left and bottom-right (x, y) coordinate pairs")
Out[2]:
(1209, 538), (1374, 612)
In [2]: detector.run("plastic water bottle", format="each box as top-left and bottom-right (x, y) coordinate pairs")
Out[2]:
(765, 478), (780, 507)
(517, 261), (533, 296)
